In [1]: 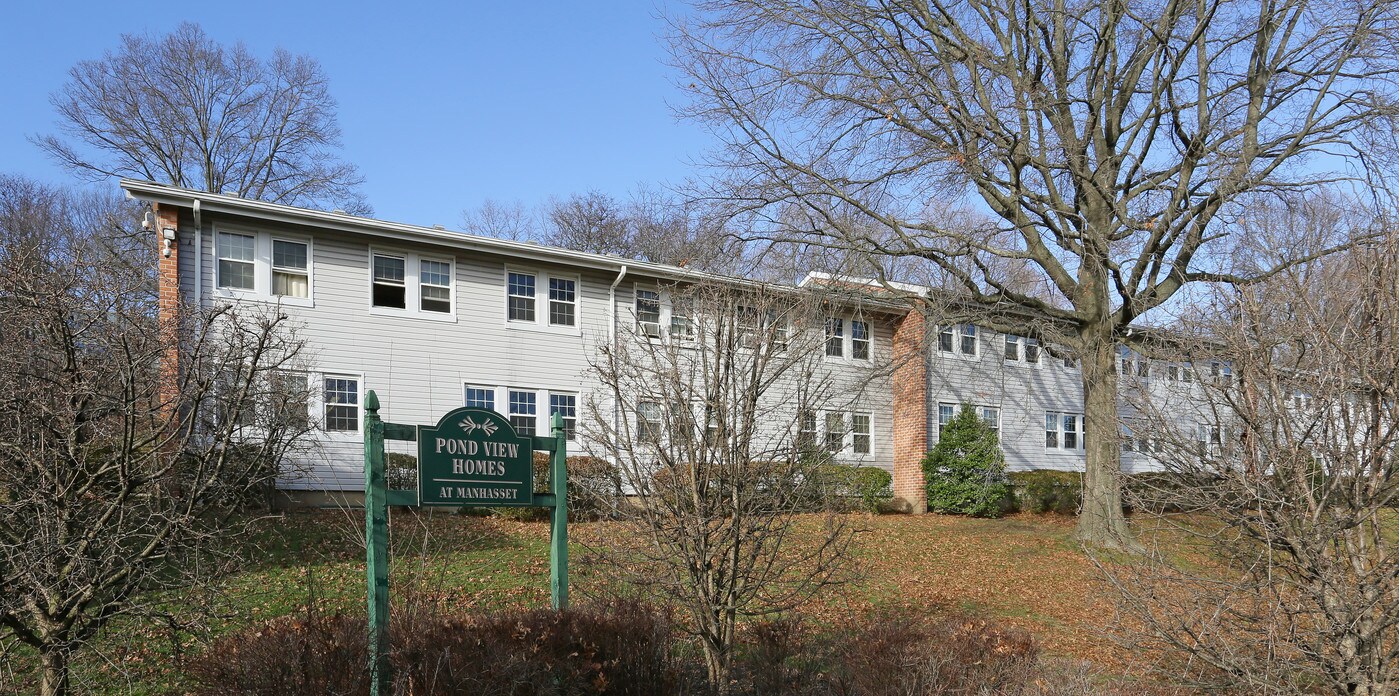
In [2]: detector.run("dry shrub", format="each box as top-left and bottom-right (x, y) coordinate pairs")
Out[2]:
(189, 599), (689, 696)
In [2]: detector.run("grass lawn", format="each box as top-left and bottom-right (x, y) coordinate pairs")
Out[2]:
(2, 509), (1154, 694)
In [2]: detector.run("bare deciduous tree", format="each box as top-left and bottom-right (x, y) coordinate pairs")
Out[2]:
(671, 0), (1399, 548)
(1106, 203), (1399, 695)
(0, 176), (314, 696)
(584, 282), (882, 689)
(35, 22), (368, 214)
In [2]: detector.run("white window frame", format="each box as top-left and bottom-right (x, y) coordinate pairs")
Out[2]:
(367, 246), (456, 322)
(459, 383), (581, 438)
(546, 274), (580, 329)
(851, 412), (872, 455)
(270, 237), (311, 300)
(418, 256), (455, 315)
(502, 266), (579, 334)
(825, 318), (845, 358)
(211, 224), (315, 308)
(633, 284), (663, 339)
(937, 402), (957, 434)
(317, 372), (364, 438)
(823, 314), (873, 363)
(1003, 334), (1041, 367)
(1045, 411), (1086, 452)
(979, 406), (1001, 435)
(937, 325), (979, 360)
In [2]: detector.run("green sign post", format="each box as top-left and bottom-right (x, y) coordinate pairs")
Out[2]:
(361, 391), (569, 695)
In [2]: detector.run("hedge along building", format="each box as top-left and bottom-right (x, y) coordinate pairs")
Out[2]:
(127, 180), (906, 507)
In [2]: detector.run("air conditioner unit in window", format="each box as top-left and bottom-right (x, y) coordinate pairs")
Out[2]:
(640, 322), (662, 338)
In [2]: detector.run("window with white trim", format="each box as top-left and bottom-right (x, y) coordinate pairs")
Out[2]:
(213, 228), (315, 305)
(960, 324), (978, 355)
(323, 376), (360, 432)
(980, 406), (1000, 435)
(824, 412), (845, 452)
(1211, 361), (1232, 386)
(508, 272), (537, 322)
(938, 403), (956, 433)
(1004, 335), (1040, 365)
(549, 392), (577, 440)
(851, 413), (871, 454)
(508, 389), (537, 436)
(670, 297), (695, 341)
(271, 239), (309, 298)
(372, 254), (407, 309)
(217, 231), (256, 290)
(548, 277), (577, 327)
(825, 318), (844, 357)
(464, 385), (494, 410)
(851, 320), (871, 360)
(938, 325), (955, 352)
(464, 385), (577, 438)
(1045, 411), (1084, 450)
(637, 401), (662, 442)
(419, 259), (452, 313)
(798, 410), (817, 450)
(636, 288), (662, 337)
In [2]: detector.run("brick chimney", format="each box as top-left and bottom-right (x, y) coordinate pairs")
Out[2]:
(154, 203), (182, 413)
(891, 308), (929, 513)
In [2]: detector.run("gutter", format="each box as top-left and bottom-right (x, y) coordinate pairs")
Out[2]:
(608, 265), (628, 450)
(193, 199), (202, 307)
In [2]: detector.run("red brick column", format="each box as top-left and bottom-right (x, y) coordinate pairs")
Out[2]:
(891, 308), (928, 513)
(154, 203), (182, 415)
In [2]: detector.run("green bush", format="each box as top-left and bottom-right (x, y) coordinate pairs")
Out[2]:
(1007, 470), (1081, 515)
(800, 462), (894, 513)
(922, 404), (1009, 517)
(850, 467), (893, 514)
(490, 453), (619, 522)
(385, 452), (418, 492)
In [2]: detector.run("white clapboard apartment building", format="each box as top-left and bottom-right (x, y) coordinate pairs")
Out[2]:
(128, 180), (1199, 512)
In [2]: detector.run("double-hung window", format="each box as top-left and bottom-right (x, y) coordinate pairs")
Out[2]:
(549, 393), (577, 440)
(825, 318), (845, 357)
(1025, 338), (1041, 364)
(938, 403), (957, 434)
(824, 412), (845, 453)
(960, 324), (978, 355)
(214, 229), (314, 305)
(419, 259), (452, 313)
(217, 232), (256, 290)
(464, 385), (495, 410)
(271, 239), (309, 298)
(670, 298), (695, 341)
(938, 326), (955, 352)
(851, 413), (871, 454)
(1005, 335), (1021, 361)
(508, 390), (537, 436)
(798, 410), (818, 450)
(367, 249), (453, 317)
(636, 289), (662, 337)
(548, 277), (577, 327)
(508, 272), (537, 322)
(980, 406), (1000, 435)
(1045, 412), (1084, 450)
(637, 402), (663, 442)
(372, 255), (407, 309)
(323, 376), (360, 432)
(851, 320), (870, 360)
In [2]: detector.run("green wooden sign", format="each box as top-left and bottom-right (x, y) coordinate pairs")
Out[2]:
(417, 407), (535, 507)
(364, 392), (569, 696)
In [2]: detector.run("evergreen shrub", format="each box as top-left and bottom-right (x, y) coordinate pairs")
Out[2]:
(922, 404), (1009, 517)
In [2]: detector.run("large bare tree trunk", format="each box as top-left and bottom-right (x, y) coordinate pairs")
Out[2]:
(40, 646), (69, 696)
(1076, 258), (1134, 548)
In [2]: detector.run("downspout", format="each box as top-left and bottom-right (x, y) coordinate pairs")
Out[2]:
(608, 265), (628, 447)
(192, 199), (202, 307)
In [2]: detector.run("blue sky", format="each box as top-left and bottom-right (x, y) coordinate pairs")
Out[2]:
(0, 1), (711, 228)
